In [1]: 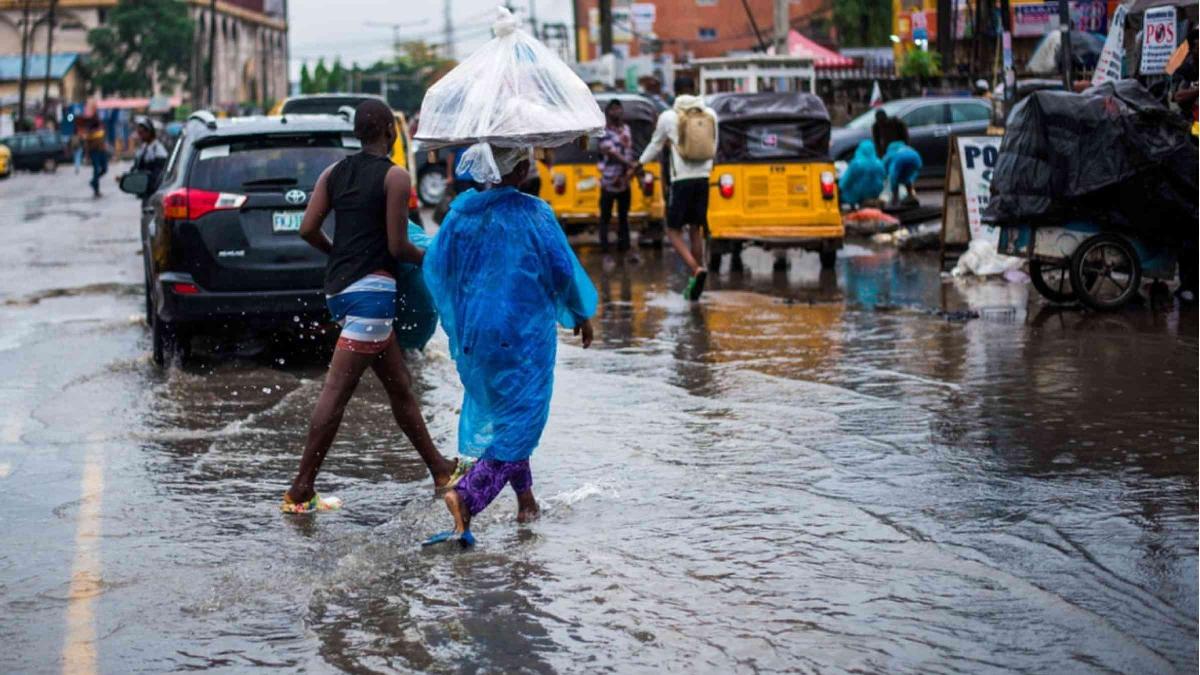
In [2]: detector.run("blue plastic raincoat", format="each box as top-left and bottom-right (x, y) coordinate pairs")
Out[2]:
(423, 187), (598, 462)
(882, 140), (923, 187)
(838, 140), (885, 206)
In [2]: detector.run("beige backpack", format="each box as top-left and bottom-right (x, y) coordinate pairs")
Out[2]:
(676, 107), (716, 162)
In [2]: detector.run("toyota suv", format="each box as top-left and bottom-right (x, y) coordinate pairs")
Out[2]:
(122, 111), (360, 364)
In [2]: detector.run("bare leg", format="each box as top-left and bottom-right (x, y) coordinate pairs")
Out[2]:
(286, 348), (374, 503)
(688, 224), (705, 270)
(516, 489), (540, 523)
(666, 227), (703, 275)
(444, 489), (471, 533)
(370, 339), (456, 486)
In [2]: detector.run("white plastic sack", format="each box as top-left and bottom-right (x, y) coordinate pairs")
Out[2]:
(415, 6), (604, 184)
(951, 239), (1026, 277)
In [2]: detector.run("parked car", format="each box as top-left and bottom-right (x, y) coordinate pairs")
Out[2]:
(122, 111), (361, 364)
(0, 130), (67, 172)
(0, 141), (11, 178)
(829, 97), (991, 180)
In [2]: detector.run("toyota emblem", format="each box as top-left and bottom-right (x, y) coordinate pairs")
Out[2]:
(284, 189), (307, 205)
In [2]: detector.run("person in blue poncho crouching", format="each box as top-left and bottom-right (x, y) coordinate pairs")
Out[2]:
(882, 140), (923, 207)
(838, 140), (886, 208)
(422, 144), (598, 545)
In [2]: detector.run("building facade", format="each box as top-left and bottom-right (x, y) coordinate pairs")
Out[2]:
(0, 0), (288, 111)
(572, 0), (835, 62)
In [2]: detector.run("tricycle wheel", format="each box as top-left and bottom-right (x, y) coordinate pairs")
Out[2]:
(1029, 259), (1076, 303)
(1069, 234), (1141, 311)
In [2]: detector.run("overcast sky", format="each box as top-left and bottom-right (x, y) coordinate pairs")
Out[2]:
(287, 0), (573, 79)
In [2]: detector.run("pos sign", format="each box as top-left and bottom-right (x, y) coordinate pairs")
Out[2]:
(956, 136), (1002, 244)
(1141, 7), (1177, 75)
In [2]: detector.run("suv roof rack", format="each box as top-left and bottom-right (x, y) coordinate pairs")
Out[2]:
(187, 110), (218, 130)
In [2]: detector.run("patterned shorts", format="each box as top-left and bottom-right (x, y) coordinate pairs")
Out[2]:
(325, 274), (396, 354)
(454, 459), (533, 516)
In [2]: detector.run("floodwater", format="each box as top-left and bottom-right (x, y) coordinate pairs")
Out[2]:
(1, 168), (1196, 673)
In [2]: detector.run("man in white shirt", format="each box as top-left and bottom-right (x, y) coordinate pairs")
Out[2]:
(637, 77), (718, 301)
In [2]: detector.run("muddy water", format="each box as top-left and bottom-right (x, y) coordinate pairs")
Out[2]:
(0, 177), (1195, 673)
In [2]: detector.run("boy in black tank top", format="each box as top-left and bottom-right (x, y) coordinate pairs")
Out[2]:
(281, 100), (466, 513)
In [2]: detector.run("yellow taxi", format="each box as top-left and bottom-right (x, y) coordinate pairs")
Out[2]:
(706, 92), (843, 268)
(536, 93), (667, 241)
(0, 141), (11, 178)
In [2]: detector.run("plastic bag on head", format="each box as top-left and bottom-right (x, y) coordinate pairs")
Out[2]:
(415, 6), (604, 183)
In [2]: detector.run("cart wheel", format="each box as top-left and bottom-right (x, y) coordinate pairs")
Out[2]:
(1029, 259), (1077, 303)
(1069, 234), (1141, 311)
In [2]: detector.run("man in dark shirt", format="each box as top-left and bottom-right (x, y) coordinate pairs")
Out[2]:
(872, 110), (909, 158)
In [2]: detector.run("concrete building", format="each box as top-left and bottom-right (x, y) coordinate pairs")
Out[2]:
(0, 0), (288, 111)
(572, 0), (835, 62)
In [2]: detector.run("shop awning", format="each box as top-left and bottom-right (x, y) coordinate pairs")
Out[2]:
(95, 95), (183, 111)
(786, 31), (855, 68)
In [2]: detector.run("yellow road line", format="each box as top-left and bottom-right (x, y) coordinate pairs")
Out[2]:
(62, 446), (103, 675)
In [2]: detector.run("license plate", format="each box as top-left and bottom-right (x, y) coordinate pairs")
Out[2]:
(272, 211), (303, 233)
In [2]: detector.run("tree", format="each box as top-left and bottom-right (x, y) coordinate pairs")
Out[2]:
(87, 0), (193, 96)
(898, 49), (942, 78)
(832, 0), (892, 47)
(312, 58), (330, 93)
(329, 58), (347, 93)
(300, 63), (314, 94)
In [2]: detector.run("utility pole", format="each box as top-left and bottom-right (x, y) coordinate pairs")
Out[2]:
(443, 0), (456, 61)
(207, 0), (217, 108)
(938, 0), (953, 75)
(17, 0), (31, 127)
(1057, 0), (1072, 89)
(599, 0), (612, 55)
(773, 0), (789, 53)
(43, 0), (56, 115)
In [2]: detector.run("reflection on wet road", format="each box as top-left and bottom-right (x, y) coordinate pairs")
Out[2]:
(0, 169), (1196, 673)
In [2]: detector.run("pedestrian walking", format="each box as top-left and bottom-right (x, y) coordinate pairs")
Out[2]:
(598, 99), (636, 257)
(637, 76), (718, 301)
(422, 145), (597, 546)
(281, 99), (466, 514)
(83, 117), (109, 198)
(69, 128), (83, 174)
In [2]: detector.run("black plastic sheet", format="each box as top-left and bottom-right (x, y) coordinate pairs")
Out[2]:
(708, 92), (832, 162)
(984, 80), (1198, 243)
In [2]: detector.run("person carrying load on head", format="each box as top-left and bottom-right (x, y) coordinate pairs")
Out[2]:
(413, 7), (602, 547)
(838, 140), (885, 208)
(636, 76), (719, 301)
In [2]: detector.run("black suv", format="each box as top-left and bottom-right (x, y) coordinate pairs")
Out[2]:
(123, 111), (358, 364)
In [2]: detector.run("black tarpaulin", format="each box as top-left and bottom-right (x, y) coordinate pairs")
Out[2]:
(709, 92), (832, 162)
(983, 80), (1197, 242)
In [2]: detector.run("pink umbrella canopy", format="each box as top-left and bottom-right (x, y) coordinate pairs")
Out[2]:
(787, 30), (855, 68)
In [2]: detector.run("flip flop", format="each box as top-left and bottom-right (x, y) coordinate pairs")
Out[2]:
(280, 492), (342, 514)
(684, 269), (708, 301)
(434, 457), (475, 495)
(421, 529), (476, 548)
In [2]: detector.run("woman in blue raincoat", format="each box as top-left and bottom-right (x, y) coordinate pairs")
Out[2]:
(422, 145), (597, 544)
(838, 139), (886, 207)
(882, 140), (923, 206)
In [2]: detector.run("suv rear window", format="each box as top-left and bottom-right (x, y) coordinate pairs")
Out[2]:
(282, 97), (372, 116)
(188, 134), (354, 192)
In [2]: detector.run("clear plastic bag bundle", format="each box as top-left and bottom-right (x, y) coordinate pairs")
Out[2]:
(415, 6), (604, 184)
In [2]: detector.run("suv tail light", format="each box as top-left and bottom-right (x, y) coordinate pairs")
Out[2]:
(163, 188), (247, 221)
(552, 172), (566, 195)
(819, 171), (836, 200)
(718, 173), (735, 199)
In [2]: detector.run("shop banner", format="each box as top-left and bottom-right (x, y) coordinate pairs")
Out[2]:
(1140, 6), (1177, 75)
(1092, 4), (1128, 85)
(1012, 1), (1108, 38)
(957, 136), (1003, 244)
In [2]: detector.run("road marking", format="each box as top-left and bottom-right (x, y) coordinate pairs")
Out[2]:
(62, 443), (103, 675)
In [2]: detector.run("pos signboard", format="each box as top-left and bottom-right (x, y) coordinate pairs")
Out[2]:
(1141, 6), (1177, 75)
(941, 136), (1003, 265)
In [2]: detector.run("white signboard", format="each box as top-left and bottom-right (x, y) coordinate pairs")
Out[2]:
(956, 136), (1003, 244)
(630, 3), (656, 33)
(1140, 6), (1177, 75)
(1092, 4), (1127, 86)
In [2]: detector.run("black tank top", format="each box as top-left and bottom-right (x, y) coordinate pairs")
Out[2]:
(323, 151), (397, 295)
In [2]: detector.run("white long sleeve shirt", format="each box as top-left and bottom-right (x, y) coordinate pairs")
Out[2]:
(638, 95), (719, 182)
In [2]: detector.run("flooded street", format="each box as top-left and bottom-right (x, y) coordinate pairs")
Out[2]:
(1, 168), (1196, 673)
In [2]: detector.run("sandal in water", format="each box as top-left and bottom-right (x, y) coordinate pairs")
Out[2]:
(422, 529), (476, 547)
(280, 492), (342, 514)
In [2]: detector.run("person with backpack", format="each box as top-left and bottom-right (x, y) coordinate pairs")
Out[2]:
(637, 76), (718, 301)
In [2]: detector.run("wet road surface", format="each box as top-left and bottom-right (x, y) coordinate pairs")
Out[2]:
(1, 168), (1196, 673)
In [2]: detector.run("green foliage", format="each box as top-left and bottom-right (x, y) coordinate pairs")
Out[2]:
(312, 58), (330, 93)
(832, 0), (893, 48)
(899, 49), (942, 78)
(329, 58), (348, 93)
(299, 63), (313, 94)
(87, 0), (193, 96)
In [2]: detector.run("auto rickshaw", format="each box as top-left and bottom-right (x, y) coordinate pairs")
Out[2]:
(706, 92), (843, 269)
(536, 93), (667, 241)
